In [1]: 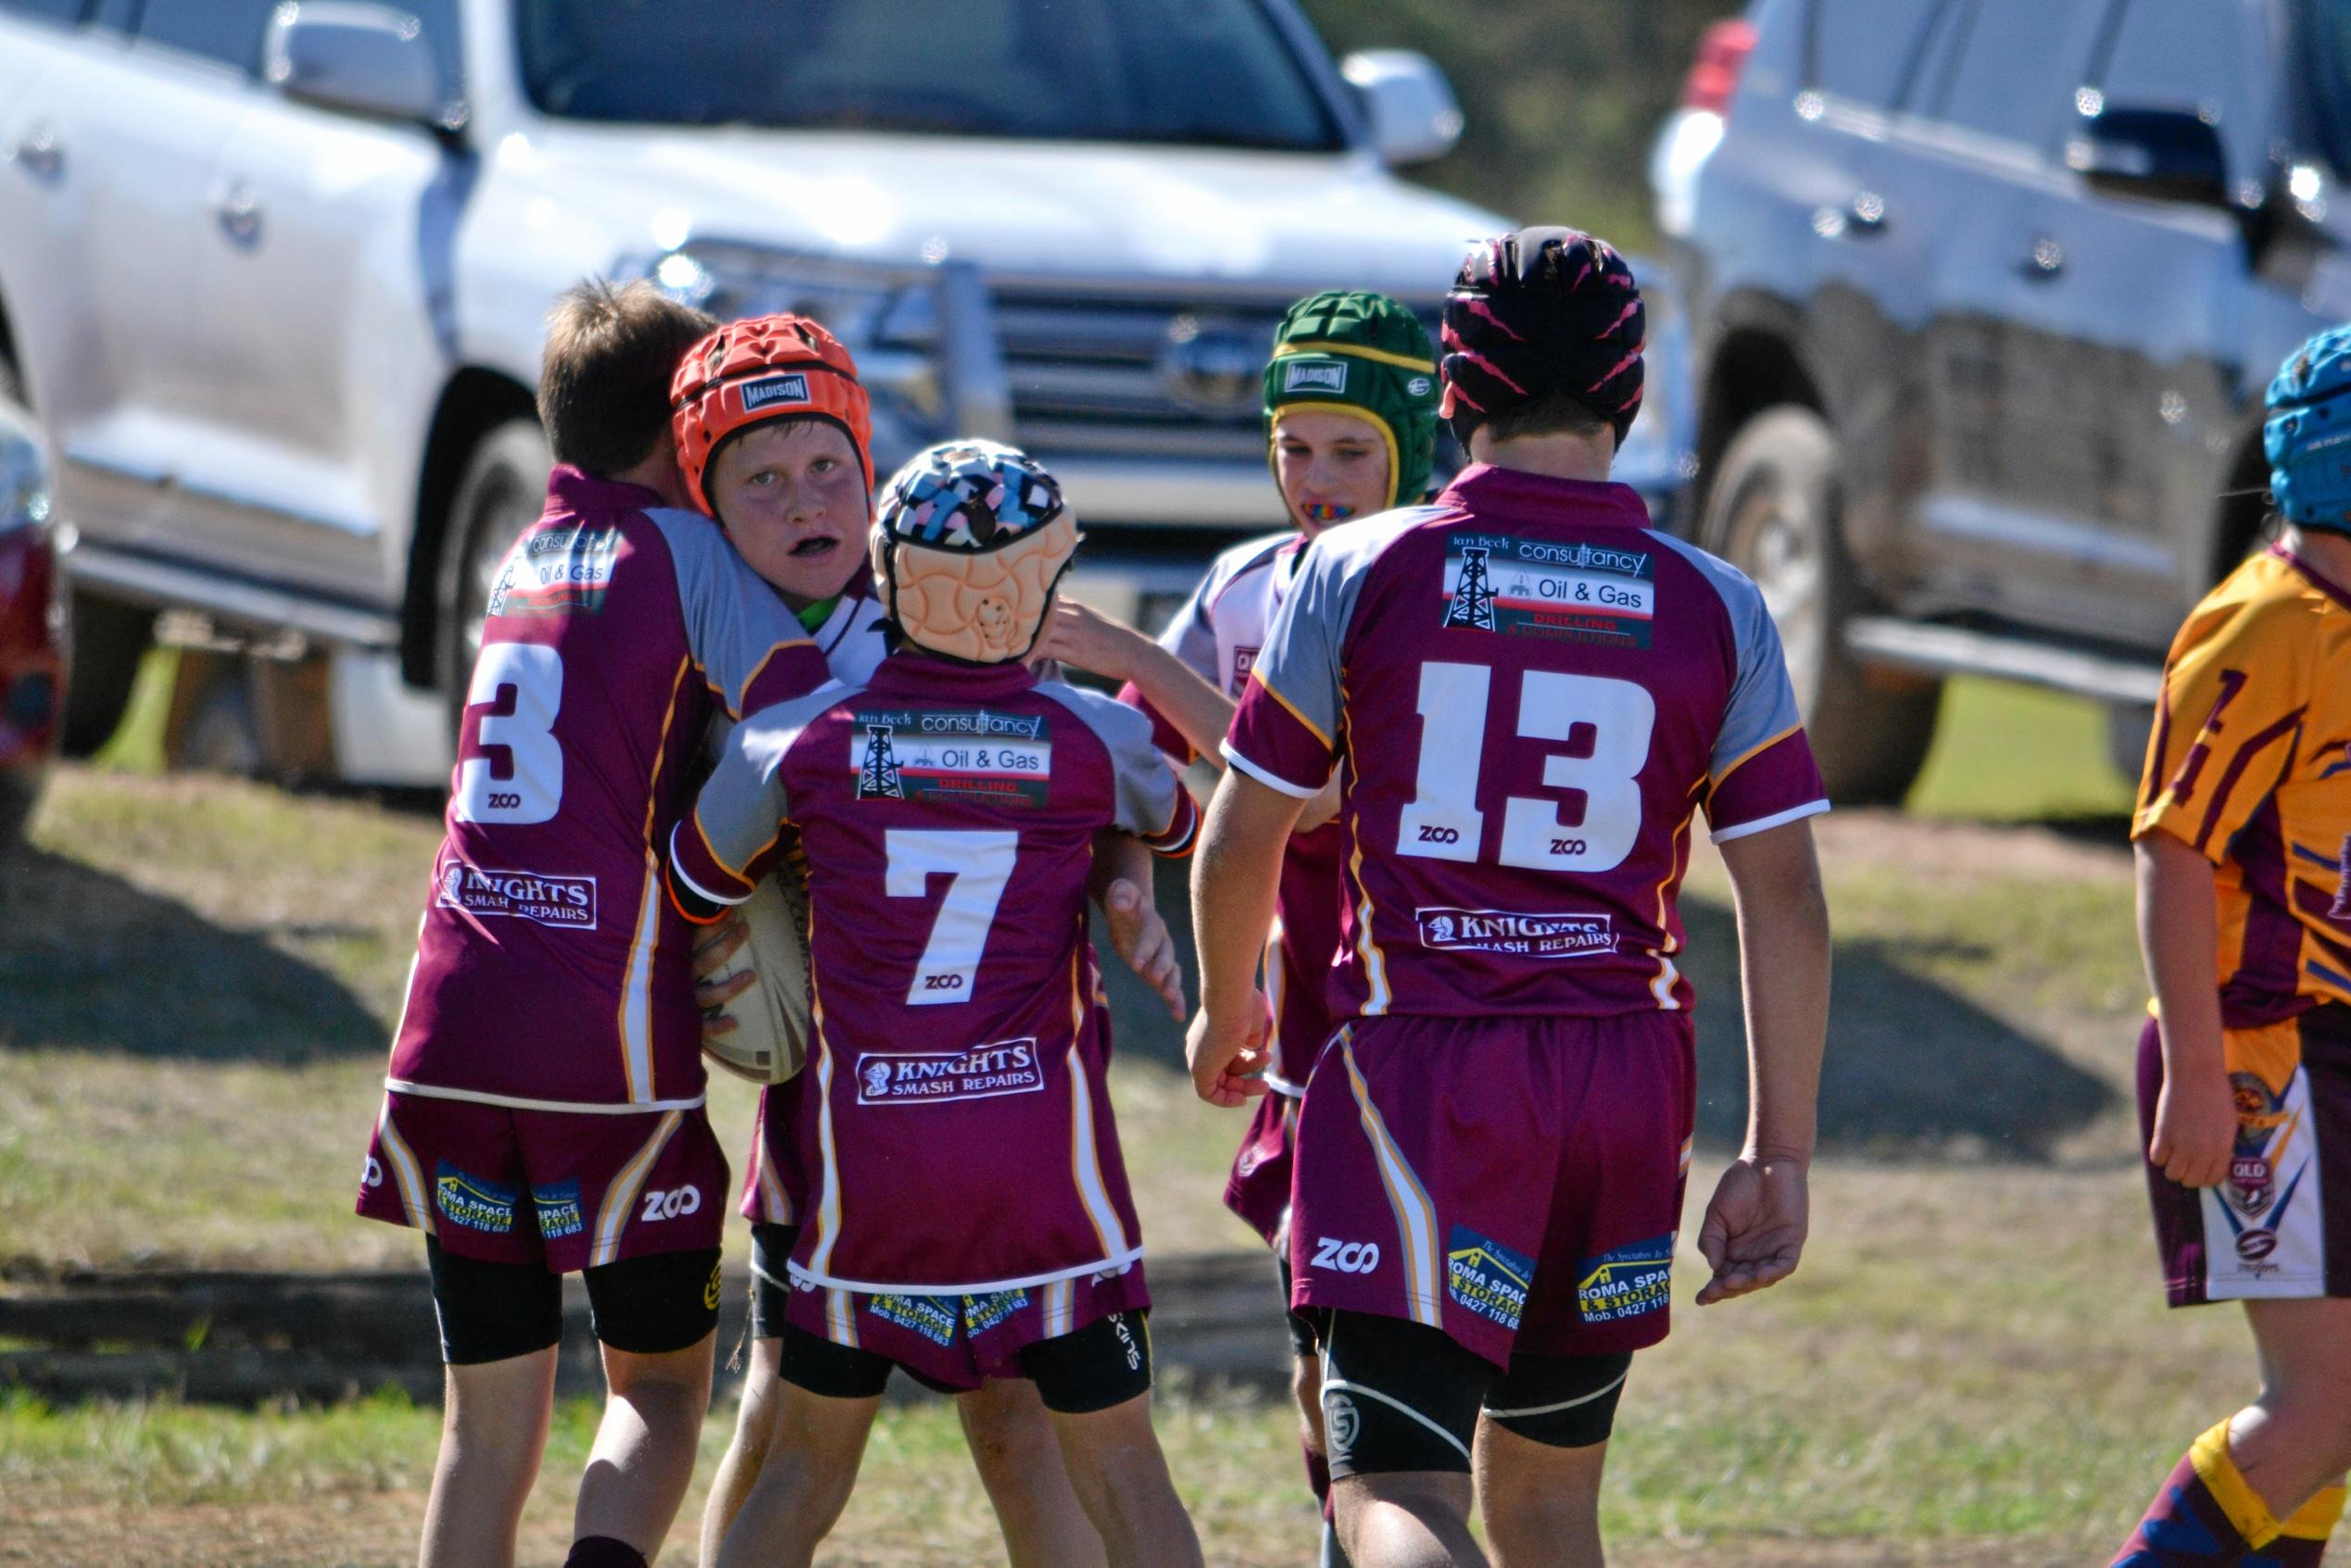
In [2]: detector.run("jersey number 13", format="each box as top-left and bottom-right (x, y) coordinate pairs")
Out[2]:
(1396, 663), (1653, 872)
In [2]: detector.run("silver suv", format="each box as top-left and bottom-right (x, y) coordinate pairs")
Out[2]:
(0, 0), (1509, 783)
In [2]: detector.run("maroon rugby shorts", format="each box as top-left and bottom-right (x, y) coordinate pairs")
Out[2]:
(1288, 1010), (1695, 1367)
(782, 1262), (1151, 1393)
(358, 1090), (728, 1273)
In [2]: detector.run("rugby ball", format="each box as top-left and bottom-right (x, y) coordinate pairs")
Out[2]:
(699, 862), (813, 1085)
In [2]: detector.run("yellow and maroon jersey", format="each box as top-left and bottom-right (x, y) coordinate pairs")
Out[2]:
(2136, 544), (2351, 1027)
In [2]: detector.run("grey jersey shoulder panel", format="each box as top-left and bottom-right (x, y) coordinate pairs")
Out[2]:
(1645, 530), (1806, 779)
(696, 679), (859, 878)
(647, 507), (811, 718)
(1037, 679), (1182, 840)
(1250, 505), (1448, 748)
(1159, 530), (1292, 679)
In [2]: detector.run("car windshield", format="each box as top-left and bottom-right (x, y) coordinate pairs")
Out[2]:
(2308, 0), (2351, 177)
(514, 0), (1345, 152)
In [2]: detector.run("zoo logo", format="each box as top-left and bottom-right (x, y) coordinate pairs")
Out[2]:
(1313, 1236), (1381, 1274)
(640, 1185), (701, 1223)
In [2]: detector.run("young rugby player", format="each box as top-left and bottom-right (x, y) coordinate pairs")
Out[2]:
(2109, 326), (2351, 1568)
(355, 280), (835, 1568)
(668, 317), (1120, 1568)
(669, 440), (1206, 1568)
(1031, 288), (1440, 1562)
(1189, 230), (1833, 1568)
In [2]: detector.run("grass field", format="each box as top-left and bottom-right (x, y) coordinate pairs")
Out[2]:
(0, 676), (2226, 1565)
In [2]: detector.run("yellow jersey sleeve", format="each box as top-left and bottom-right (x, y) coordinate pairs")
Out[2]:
(2135, 556), (2314, 862)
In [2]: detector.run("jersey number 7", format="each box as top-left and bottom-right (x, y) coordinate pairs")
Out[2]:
(886, 829), (1018, 1005)
(1396, 662), (1654, 872)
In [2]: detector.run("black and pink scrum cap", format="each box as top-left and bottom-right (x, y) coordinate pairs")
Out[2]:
(1440, 228), (1646, 451)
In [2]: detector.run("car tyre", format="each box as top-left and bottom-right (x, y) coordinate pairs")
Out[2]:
(436, 420), (551, 732)
(1704, 405), (1941, 804)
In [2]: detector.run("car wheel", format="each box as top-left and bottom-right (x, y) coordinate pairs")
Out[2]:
(57, 590), (156, 758)
(1704, 405), (1942, 804)
(436, 420), (551, 732)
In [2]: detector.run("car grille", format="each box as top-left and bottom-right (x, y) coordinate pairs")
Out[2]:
(991, 285), (1442, 462)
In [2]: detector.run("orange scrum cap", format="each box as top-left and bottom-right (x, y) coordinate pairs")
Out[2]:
(670, 313), (874, 512)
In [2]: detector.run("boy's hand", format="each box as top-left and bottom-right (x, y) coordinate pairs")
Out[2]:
(690, 912), (756, 1038)
(1029, 600), (1149, 683)
(1695, 1153), (1809, 1305)
(1185, 993), (1272, 1108)
(1100, 876), (1185, 1021)
(2151, 1060), (2238, 1188)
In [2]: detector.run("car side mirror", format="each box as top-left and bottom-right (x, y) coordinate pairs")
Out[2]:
(265, 2), (452, 129)
(2067, 104), (2231, 208)
(1341, 50), (1465, 167)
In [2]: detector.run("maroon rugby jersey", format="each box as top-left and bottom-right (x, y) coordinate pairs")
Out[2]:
(669, 654), (1198, 1292)
(1125, 530), (1344, 1092)
(1226, 463), (1828, 1020)
(386, 467), (829, 1110)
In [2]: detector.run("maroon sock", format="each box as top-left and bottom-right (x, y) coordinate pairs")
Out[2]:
(1303, 1438), (1331, 1508)
(2114, 1449), (2258, 1566)
(563, 1537), (648, 1568)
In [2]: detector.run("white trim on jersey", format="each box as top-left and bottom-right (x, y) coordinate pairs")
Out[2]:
(374, 1097), (434, 1234)
(808, 1044), (846, 1279)
(619, 847), (661, 1102)
(786, 1242), (1148, 1299)
(666, 822), (752, 908)
(383, 1078), (707, 1114)
(1067, 1040), (1135, 1261)
(1709, 797), (1831, 844)
(1223, 743), (1321, 798)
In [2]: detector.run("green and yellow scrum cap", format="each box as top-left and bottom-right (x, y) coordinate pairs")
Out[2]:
(1263, 289), (1441, 511)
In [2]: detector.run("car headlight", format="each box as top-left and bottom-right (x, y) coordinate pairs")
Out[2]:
(622, 243), (952, 461)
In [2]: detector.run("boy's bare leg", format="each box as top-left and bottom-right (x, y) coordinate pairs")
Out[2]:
(1475, 1418), (1607, 1568)
(1331, 1473), (1483, 1568)
(1043, 1391), (1204, 1568)
(959, 1378), (1109, 1567)
(699, 1336), (786, 1566)
(572, 1332), (715, 1561)
(420, 1347), (559, 1568)
(711, 1384), (881, 1568)
(2233, 1298), (2351, 1514)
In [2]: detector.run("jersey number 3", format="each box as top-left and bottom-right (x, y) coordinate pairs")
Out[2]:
(1397, 663), (1653, 872)
(455, 642), (563, 825)
(886, 829), (1018, 1006)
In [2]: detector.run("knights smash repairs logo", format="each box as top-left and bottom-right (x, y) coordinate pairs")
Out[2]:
(1415, 907), (1615, 959)
(868, 1293), (958, 1346)
(434, 1162), (517, 1235)
(1282, 358), (1348, 395)
(488, 524), (622, 618)
(1446, 1225), (1534, 1330)
(856, 1037), (1045, 1105)
(852, 708), (1051, 807)
(1440, 533), (1654, 647)
(740, 372), (811, 410)
(1577, 1235), (1673, 1323)
(438, 860), (597, 929)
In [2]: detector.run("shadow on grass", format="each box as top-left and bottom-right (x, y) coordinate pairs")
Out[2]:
(0, 844), (383, 1062)
(1109, 863), (2115, 1162)
(1678, 896), (2112, 1159)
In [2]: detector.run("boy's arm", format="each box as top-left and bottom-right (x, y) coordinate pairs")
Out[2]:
(1186, 770), (1293, 1106)
(649, 508), (830, 715)
(1032, 599), (1238, 767)
(1089, 830), (1184, 1021)
(1696, 817), (1829, 1306)
(663, 705), (809, 923)
(2137, 829), (2233, 1187)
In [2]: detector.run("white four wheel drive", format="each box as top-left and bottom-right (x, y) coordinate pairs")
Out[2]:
(0, 0), (1513, 784)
